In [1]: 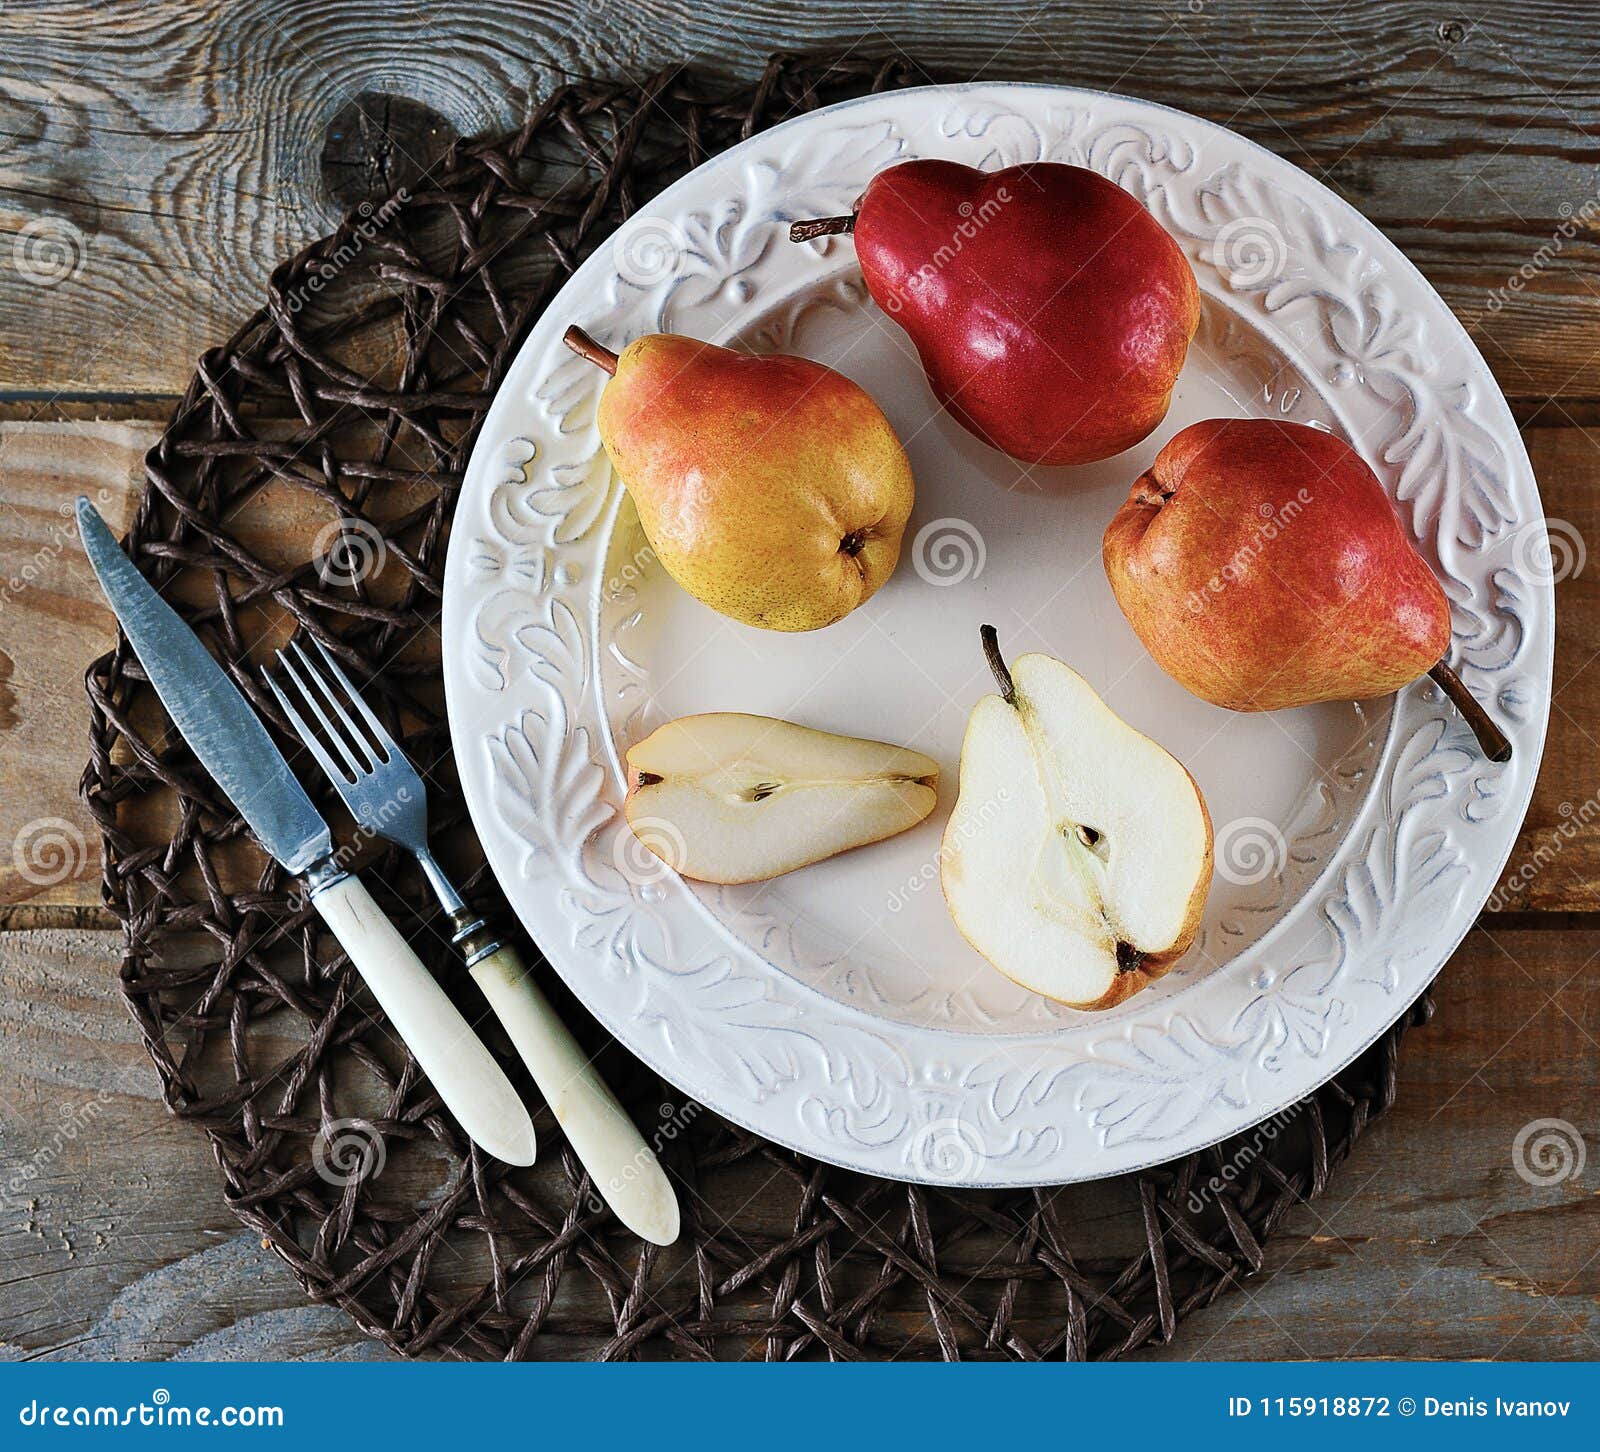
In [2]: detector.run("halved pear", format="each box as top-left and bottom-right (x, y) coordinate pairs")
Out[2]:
(623, 713), (940, 884)
(941, 627), (1213, 1010)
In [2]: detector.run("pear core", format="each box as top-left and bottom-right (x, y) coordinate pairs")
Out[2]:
(624, 713), (939, 884)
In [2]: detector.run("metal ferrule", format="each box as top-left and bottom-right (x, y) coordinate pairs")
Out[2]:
(302, 856), (351, 898)
(449, 908), (505, 968)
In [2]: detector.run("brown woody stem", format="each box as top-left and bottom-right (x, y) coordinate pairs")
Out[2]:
(789, 215), (856, 243)
(1429, 659), (1512, 763)
(981, 624), (1015, 707)
(563, 325), (618, 375)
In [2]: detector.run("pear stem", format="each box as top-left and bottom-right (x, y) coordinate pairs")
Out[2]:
(563, 325), (618, 376)
(1429, 659), (1512, 763)
(789, 215), (856, 243)
(980, 624), (1016, 707)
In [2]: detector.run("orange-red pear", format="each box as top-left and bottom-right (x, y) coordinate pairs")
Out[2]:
(1102, 418), (1509, 761)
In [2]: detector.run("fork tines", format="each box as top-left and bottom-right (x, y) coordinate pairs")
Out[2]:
(263, 636), (399, 786)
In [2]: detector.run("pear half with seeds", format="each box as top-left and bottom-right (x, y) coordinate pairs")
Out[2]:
(941, 627), (1213, 1010)
(624, 713), (940, 885)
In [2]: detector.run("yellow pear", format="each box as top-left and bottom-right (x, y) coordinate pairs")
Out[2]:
(565, 327), (914, 631)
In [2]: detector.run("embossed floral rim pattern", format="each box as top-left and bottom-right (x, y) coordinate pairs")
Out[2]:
(441, 84), (1551, 1186)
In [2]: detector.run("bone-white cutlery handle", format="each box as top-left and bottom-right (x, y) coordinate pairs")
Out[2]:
(312, 875), (537, 1166)
(469, 942), (680, 1245)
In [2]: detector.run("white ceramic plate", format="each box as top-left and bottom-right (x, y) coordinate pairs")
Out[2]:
(441, 84), (1551, 1186)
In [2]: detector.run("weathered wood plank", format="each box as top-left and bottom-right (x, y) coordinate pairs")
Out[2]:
(1, 924), (1593, 1360)
(0, 423), (145, 913)
(1, 2), (1599, 402)
(1487, 426), (1600, 912)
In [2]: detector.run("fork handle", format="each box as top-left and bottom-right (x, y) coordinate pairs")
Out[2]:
(466, 939), (681, 1246)
(310, 874), (538, 1166)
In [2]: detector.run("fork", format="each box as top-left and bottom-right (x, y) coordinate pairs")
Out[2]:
(264, 636), (680, 1246)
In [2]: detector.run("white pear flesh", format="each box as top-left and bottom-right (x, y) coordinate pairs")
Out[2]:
(941, 653), (1212, 1010)
(624, 713), (940, 885)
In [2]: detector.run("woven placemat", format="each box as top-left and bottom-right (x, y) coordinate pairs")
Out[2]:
(82, 52), (1432, 1361)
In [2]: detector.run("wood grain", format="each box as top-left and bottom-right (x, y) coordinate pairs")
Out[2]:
(2, 2), (1600, 404)
(0, 423), (144, 914)
(1488, 426), (1600, 912)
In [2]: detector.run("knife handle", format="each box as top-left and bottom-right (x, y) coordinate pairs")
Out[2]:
(469, 941), (681, 1246)
(311, 875), (538, 1166)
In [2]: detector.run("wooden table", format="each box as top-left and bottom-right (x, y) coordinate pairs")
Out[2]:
(2, 2), (1597, 1361)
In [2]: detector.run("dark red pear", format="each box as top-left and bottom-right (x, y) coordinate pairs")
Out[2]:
(792, 159), (1200, 467)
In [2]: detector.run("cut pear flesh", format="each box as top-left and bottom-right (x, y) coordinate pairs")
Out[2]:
(624, 713), (940, 884)
(941, 636), (1212, 1010)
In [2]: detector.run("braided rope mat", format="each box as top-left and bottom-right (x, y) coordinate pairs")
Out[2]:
(82, 52), (1432, 1361)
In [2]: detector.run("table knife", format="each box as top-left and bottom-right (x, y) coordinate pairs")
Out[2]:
(76, 498), (537, 1167)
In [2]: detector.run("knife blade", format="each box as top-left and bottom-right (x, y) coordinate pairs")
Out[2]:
(77, 498), (537, 1166)
(77, 501), (334, 875)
